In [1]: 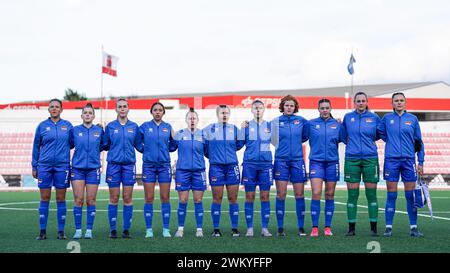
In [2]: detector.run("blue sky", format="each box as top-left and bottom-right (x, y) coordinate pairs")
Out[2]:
(1, 0), (449, 103)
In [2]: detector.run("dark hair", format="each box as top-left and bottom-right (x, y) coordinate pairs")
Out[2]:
(151, 102), (166, 114)
(186, 107), (199, 120)
(49, 98), (63, 108)
(82, 102), (95, 114)
(317, 98), (334, 119)
(391, 92), (406, 112)
(279, 95), (299, 113)
(392, 92), (406, 100)
(216, 104), (230, 115)
(353, 91), (369, 110)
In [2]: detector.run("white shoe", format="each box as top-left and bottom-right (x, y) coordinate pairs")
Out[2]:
(196, 229), (204, 237)
(73, 229), (82, 239)
(162, 228), (172, 238)
(246, 228), (254, 237)
(84, 229), (93, 239)
(175, 229), (184, 238)
(145, 228), (154, 238)
(261, 228), (272, 237)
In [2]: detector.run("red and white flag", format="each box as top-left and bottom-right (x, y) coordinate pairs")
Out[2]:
(102, 51), (119, 77)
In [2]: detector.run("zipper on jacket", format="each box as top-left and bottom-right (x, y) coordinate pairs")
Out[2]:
(257, 122), (261, 162)
(398, 114), (402, 158)
(288, 116), (292, 161)
(359, 114), (362, 158)
(324, 119), (328, 162)
(191, 131), (194, 169)
(223, 124), (227, 164)
(157, 125), (160, 163)
(54, 122), (58, 165)
(122, 125), (125, 163)
(86, 127), (90, 168)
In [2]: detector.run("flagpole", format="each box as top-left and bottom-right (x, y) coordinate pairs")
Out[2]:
(100, 45), (106, 181)
(350, 48), (354, 109)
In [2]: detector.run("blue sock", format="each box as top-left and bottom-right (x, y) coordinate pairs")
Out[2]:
(123, 205), (133, 230)
(229, 203), (239, 229)
(245, 202), (254, 228)
(73, 206), (83, 230)
(310, 199), (320, 227)
(144, 203), (153, 229)
(385, 191), (398, 226)
(275, 198), (285, 229)
(57, 201), (67, 232)
(86, 205), (96, 230)
(194, 202), (204, 229)
(38, 201), (50, 230)
(108, 204), (118, 231)
(161, 202), (171, 229)
(178, 202), (188, 228)
(296, 198), (306, 229)
(261, 201), (270, 229)
(211, 203), (221, 229)
(405, 190), (417, 226)
(324, 199), (335, 227)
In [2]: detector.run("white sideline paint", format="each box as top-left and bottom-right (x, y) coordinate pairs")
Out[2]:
(1, 193), (449, 221)
(279, 193), (450, 221)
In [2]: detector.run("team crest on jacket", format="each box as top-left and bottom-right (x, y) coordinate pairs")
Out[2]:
(365, 118), (373, 123)
(330, 124), (337, 129)
(280, 122), (284, 126)
(264, 128), (270, 133)
(127, 128), (134, 133)
(390, 120), (394, 124)
(61, 126), (68, 130)
(350, 118), (355, 122)
(162, 128), (169, 133)
(45, 127), (51, 131)
(93, 132), (100, 137)
(294, 120), (300, 125)
(149, 128), (153, 133)
(404, 121), (412, 126)
(78, 132), (83, 137)
(250, 128), (255, 132)
(315, 125), (320, 129)
(114, 129), (119, 134)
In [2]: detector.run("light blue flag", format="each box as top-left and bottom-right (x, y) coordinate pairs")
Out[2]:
(347, 54), (356, 75)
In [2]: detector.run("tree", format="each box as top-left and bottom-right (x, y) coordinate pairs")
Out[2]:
(64, 88), (87, 101)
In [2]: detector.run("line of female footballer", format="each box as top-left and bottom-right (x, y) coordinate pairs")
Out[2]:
(32, 92), (425, 240)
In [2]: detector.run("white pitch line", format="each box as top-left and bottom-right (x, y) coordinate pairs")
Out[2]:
(2, 206), (450, 215)
(272, 193), (450, 221)
(1, 194), (450, 221)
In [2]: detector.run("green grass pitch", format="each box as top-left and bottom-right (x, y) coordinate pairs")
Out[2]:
(0, 189), (449, 253)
